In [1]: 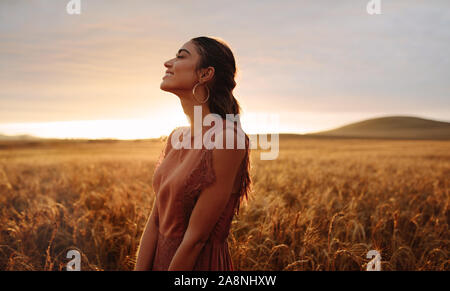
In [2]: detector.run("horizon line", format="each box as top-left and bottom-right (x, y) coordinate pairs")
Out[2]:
(0, 114), (449, 141)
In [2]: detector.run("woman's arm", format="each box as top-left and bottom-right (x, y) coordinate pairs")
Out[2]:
(135, 129), (176, 270)
(134, 200), (159, 270)
(168, 145), (245, 271)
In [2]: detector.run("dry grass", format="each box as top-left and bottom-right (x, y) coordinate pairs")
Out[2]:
(0, 137), (448, 270)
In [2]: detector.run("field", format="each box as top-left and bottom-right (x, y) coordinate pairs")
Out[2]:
(0, 137), (448, 270)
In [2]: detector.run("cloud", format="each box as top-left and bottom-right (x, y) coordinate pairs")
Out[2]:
(0, 0), (449, 134)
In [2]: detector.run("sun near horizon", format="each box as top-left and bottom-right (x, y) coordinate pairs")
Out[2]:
(1, 113), (449, 140)
(0, 112), (319, 140)
(1, 1), (449, 140)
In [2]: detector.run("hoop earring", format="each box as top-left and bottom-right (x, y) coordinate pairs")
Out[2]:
(192, 82), (210, 104)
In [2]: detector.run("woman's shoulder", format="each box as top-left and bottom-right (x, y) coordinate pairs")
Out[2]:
(207, 119), (248, 171)
(161, 126), (184, 154)
(166, 126), (190, 147)
(169, 126), (190, 137)
(218, 118), (248, 150)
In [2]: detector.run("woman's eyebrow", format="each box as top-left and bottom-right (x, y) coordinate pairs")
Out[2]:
(177, 48), (191, 55)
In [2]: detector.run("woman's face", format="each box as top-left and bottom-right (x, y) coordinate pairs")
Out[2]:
(160, 40), (201, 94)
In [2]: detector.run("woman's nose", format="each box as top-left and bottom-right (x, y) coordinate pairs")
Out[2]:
(164, 59), (173, 68)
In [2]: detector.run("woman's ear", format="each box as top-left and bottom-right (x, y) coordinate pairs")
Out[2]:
(200, 67), (215, 82)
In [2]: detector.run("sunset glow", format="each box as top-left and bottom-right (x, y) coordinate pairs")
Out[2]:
(1, 1), (449, 139)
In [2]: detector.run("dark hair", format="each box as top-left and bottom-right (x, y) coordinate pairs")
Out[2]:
(190, 36), (251, 215)
(191, 36), (240, 117)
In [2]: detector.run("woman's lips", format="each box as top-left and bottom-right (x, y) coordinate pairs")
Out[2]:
(163, 72), (174, 79)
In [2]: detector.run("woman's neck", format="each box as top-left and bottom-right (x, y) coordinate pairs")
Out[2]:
(179, 97), (212, 138)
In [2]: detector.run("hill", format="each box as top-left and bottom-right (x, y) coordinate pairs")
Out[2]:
(307, 116), (450, 140)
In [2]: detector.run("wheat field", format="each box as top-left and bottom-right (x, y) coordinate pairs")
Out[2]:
(0, 137), (448, 271)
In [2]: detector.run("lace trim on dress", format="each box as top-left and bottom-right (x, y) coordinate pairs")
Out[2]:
(176, 127), (251, 225)
(179, 148), (217, 226)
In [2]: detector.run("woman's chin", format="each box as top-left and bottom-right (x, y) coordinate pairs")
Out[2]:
(160, 82), (171, 92)
(160, 81), (182, 95)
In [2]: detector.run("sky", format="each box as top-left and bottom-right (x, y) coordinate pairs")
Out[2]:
(0, 0), (449, 139)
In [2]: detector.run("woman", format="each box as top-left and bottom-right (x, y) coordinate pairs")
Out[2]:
(134, 36), (251, 271)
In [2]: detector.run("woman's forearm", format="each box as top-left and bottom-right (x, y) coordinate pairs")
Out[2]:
(134, 217), (159, 270)
(168, 239), (205, 271)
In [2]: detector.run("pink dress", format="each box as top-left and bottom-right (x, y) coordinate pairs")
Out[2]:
(151, 118), (250, 271)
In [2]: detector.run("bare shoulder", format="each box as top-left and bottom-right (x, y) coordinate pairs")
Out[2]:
(210, 147), (245, 186)
(212, 146), (246, 164)
(211, 125), (247, 176)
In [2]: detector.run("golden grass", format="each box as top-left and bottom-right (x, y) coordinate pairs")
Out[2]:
(0, 137), (448, 270)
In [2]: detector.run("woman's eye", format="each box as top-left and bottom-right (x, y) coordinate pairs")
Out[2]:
(176, 55), (183, 59)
